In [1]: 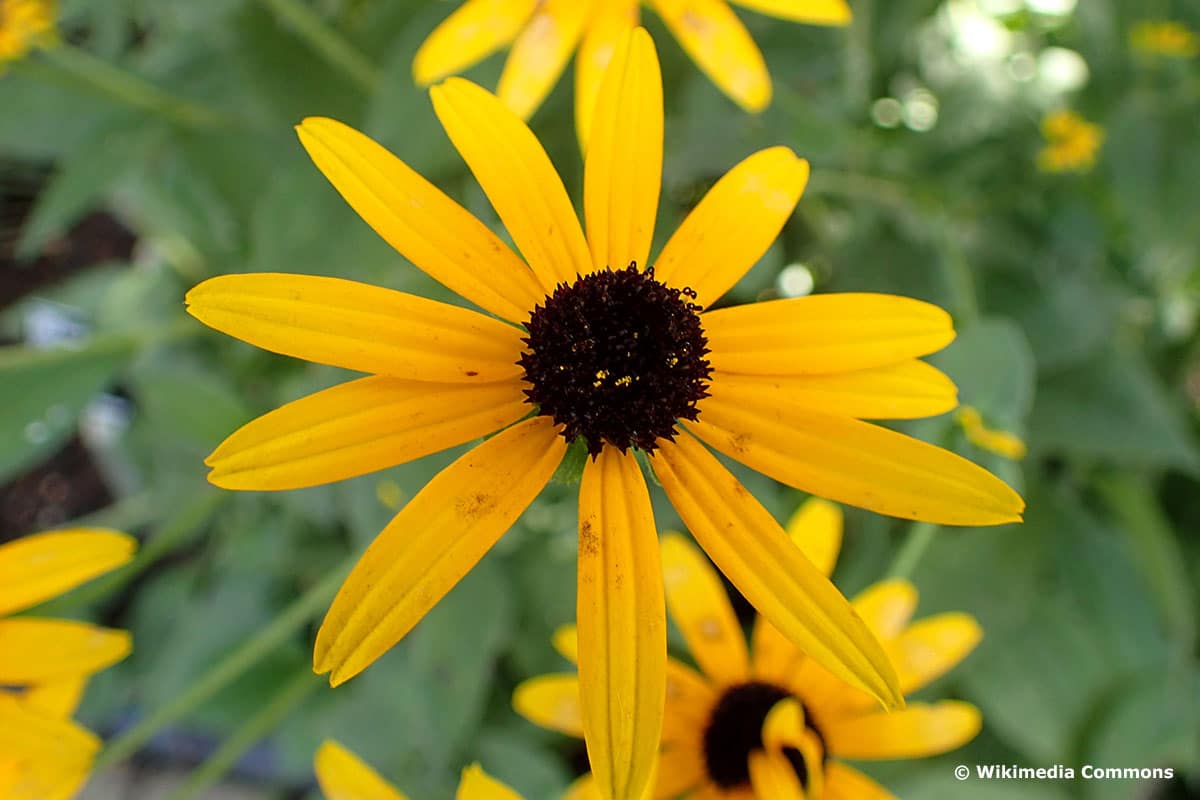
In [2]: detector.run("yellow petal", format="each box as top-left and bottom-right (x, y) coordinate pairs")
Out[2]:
(701, 294), (955, 375)
(761, 697), (805, 751)
(663, 660), (717, 745)
(498, 0), (592, 120)
(315, 417), (565, 686)
(750, 616), (802, 684)
(654, 148), (807, 309)
(457, 763), (524, 800)
(823, 764), (896, 800)
(648, 0), (771, 112)
(0, 619), (130, 684)
(687, 393), (1026, 526)
(413, 0), (537, 85)
(655, 746), (706, 799)
(575, 0), (639, 151)
(852, 580), (918, 641)
(431, 77), (591, 290)
(824, 701), (982, 760)
(891, 613), (982, 695)
(186, 274), (525, 383)
(315, 740), (409, 800)
(0, 529), (135, 616)
(513, 673), (584, 738)
(205, 376), (528, 491)
(0, 694), (98, 767)
(706, 361), (958, 421)
(0, 759), (92, 800)
(553, 624), (579, 663)
(564, 773), (604, 800)
(295, 117), (544, 323)
(577, 448), (666, 800)
(729, 0), (851, 25)
(21, 677), (87, 719)
(786, 497), (842, 577)
(650, 434), (903, 709)
(660, 533), (749, 687)
(584, 27), (662, 274)
(748, 751), (806, 800)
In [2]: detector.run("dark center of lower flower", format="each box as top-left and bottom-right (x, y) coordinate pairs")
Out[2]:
(703, 681), (822, 790)
(519, 263), (711, 456)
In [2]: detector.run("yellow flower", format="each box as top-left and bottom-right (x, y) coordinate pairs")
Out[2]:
(955, 405), (1026, 460)
(186, 28), (1020, 800)
(1130, 20), (1199, 59)
(412, 0), (852, 145)
(1037, 110), (1103, 174)
(315, 740), (526, 800)
(516, 499), (984, 800)
(0, 0), (55, 65)
(0, 527), (137, 800)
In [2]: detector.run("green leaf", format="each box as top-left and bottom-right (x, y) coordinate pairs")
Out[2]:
(931, 317), (1035, 425)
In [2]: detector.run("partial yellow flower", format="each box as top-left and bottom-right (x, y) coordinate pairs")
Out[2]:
(0, 0), (55, 65)
(0, 527), (137, 800)
(1130, 20), (1199, 59)
(187, 28), (1021, 800)
(955, 405), (1026, 460)
(412, 0), (852, 146)
(1037, 110), (1103, 174)
(315, 740), (524, 800)
(516, 498), (984, 800)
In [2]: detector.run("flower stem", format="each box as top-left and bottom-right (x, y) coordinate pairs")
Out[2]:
(36, 44), (230, 129)
(93, 554), (356, 771)
(161, 671), (321, 800)
(256, 0), (380, 92)
(885, 521), (938, 580)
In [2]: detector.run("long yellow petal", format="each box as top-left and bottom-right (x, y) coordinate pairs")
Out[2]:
(824, 701), (982, 760)
(0, 529), (135, 616)
(650, 434), (903, 709)
(21, 677), (87, 719)
(851, 580), (918, 641)
(687, 393), (1025, 525)
(584, 27), (662, 274)
(0, 694), (98, 767)
(747, 751), (806, 800)
(457, 764), (524, 800)
(786, 497), (843, 577)
(513, 673), (585, 738)
(315, 740), (409, 800)
(205, 377), (528, 491)
(702, 294), (955, 375)
(654, 148), (807, 309)
(648, 0), (771, 112)
(315, 417), (565, 685)
(891, 613), (982, 694)
(661, 533), (749, 687)
(498, 0), (592, 120)
(431, 77), (591, 290)
(295, 117), (544, 323)
(0, 760), (92, 800)
(575, 0), (639, 151)
(564, 773), (604, 800)
(413, 0), (538, 85)
(663, 660), (716, 745)
(0, 619), (130, 684)
(823, 764), (896, 800)
(729, 0), (851, 25)
(554, 624), (579, 663)
(706, 361), (958, 421)
(186, 274), (525, 382)
(750, 615), (802, 684)
(654, 746), (706, 800)
(577, 448), (665, 800)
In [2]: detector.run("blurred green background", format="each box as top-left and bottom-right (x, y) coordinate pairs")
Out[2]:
(1, 0), (1198, 798)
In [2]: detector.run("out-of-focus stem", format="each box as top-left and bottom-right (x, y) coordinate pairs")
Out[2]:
(256, 0), (380, 92)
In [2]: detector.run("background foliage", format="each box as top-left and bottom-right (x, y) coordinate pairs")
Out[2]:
(1, 0), (1198, 798)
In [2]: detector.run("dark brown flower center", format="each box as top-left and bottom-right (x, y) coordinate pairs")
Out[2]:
(519, 263), (711, 456)
(703, 681), (824, 790)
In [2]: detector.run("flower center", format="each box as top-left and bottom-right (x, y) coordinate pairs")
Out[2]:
(702, 681), (821, 790)
(519, 263), (711, 456)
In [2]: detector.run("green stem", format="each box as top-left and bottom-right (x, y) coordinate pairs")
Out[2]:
(163, 671), (321, 800)
(935, 220), (981, 326)
(256, 0), (380, 92)
(37, 44), (230, 129)
(886, 521), (938, 580)
(94, 554), (356, 770)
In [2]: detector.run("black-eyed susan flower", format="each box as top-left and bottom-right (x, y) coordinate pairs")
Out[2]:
(315, 740), (530, 800)
(186, 27), (1020, 800)
(1130, 20), (1199, 59)
(412, 0), (851, 145)
(1037, 110), (1103, 174)
(516, 498), (984, 799)
(0, 527), (136, 800)
(0, 0), (54, 65)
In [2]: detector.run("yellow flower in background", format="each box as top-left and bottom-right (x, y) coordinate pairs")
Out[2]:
(412, 0), (852, 145)
(0, 528), (137, 800)
(315, 740), (526, 800)
(187, 27), (1021, 800)
(1130, 20), (1199, 59)
(517, 499), (984, 800)
(1037, 110), (1103, 174)
(955, 405), (1026, 461)
(0, 0), (55, 64)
